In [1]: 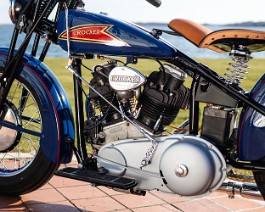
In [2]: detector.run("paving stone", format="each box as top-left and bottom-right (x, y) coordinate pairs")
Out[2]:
(98, 186), (126, 196)
(0, 195), (21, 207)
(0, 195), (27, 211)
(172, 198), (230, 212)
(112, 193), (165, 209)
(48, 175), (89, 188)
(150, 190), (191, 203)
(72, 196), (126, 212)
(25, 201), (79, 212)
(20, 189), (66, 205)
(211, 195), (265, 211)
(132, 205), (178, 212)
(57, 185), (107, 200)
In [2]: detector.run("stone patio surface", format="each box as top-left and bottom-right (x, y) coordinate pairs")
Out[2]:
(1, 160), (265, 212)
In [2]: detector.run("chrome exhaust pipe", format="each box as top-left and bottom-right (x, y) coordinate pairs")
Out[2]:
(219, 181), (264, 201)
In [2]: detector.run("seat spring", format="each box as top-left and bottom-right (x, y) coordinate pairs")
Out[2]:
(225, 51), (251, 85)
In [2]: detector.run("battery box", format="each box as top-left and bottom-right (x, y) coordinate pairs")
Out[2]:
(201, 106), (236, 146)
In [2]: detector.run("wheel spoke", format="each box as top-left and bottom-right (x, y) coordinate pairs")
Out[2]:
(0, 79), (42, 176)
(0, 120), (42, 137)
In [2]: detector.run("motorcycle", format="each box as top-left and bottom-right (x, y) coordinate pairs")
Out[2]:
(1, 0), (265, 201)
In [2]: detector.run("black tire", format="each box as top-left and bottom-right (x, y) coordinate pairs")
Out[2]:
(0, 66), (59, 195)
(253, 171), (265, 200)
(0, 150), (59, 196)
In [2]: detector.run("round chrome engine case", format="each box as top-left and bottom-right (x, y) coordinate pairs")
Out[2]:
(160, 136), (226, 196)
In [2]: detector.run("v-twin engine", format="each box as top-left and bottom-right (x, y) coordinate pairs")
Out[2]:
(97, 135), (227, 197)
(85, 61), (189, 145)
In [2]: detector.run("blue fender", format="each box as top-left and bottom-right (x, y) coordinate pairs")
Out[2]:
(238, 73), (265, 161)
(0, 48), (75, 164)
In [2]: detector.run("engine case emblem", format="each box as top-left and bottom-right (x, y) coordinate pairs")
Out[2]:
(109, 66), (146, 91)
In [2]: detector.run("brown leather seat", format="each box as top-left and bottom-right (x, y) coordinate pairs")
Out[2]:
(168, 19), (265, 53)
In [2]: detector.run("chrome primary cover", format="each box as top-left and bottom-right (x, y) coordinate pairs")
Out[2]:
(159, 137), (225, 196)
(97, 135), (226, 197)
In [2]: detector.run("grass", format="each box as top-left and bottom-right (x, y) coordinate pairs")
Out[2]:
(43, 57), (265, 127)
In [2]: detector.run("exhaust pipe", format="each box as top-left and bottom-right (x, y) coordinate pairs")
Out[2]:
(219, 181), (264, 201)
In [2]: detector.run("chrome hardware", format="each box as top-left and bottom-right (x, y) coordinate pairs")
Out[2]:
(175, 164), (188, 177)
(9, 0), (23, 23)
(225, 49), (251, 85)
(76, 1), (85, 10)
(18, 14), (26, 33)
(63, 2), (71, 58)
(141, 141), (158, 167)
(219, 181), (263, 201)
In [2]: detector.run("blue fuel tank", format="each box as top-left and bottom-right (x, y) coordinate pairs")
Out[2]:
(57, 9), (176, 58)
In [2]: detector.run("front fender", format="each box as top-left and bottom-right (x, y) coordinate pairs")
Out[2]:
(0, 48), (75, 164)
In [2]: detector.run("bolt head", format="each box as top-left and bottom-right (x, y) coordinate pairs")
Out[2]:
(175, 164), (188, 177)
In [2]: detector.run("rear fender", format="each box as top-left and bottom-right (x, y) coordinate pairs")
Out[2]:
(0, 48), (75, 164)
(238, 73), (265, 161)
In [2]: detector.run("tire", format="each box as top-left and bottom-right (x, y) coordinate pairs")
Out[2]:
(0, 66), (59, 196)
(253, 171), (265, 200)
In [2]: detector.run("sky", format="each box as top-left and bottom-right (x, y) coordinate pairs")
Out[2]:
(1, 0), (265, 25)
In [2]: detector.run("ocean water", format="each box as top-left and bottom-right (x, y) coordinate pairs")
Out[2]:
(1, 23), (265, 59)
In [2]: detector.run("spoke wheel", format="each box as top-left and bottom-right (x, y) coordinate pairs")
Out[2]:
(0, 66), (59, 195)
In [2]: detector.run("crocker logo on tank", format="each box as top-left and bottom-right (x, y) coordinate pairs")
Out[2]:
(110, 75), (141, 83)
(59, 24), (129, 46)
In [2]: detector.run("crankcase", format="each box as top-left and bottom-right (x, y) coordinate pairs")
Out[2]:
(97, 135), (226, 197)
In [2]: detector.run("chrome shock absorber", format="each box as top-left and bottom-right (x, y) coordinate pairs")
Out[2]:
(225, 48), (251, 84)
